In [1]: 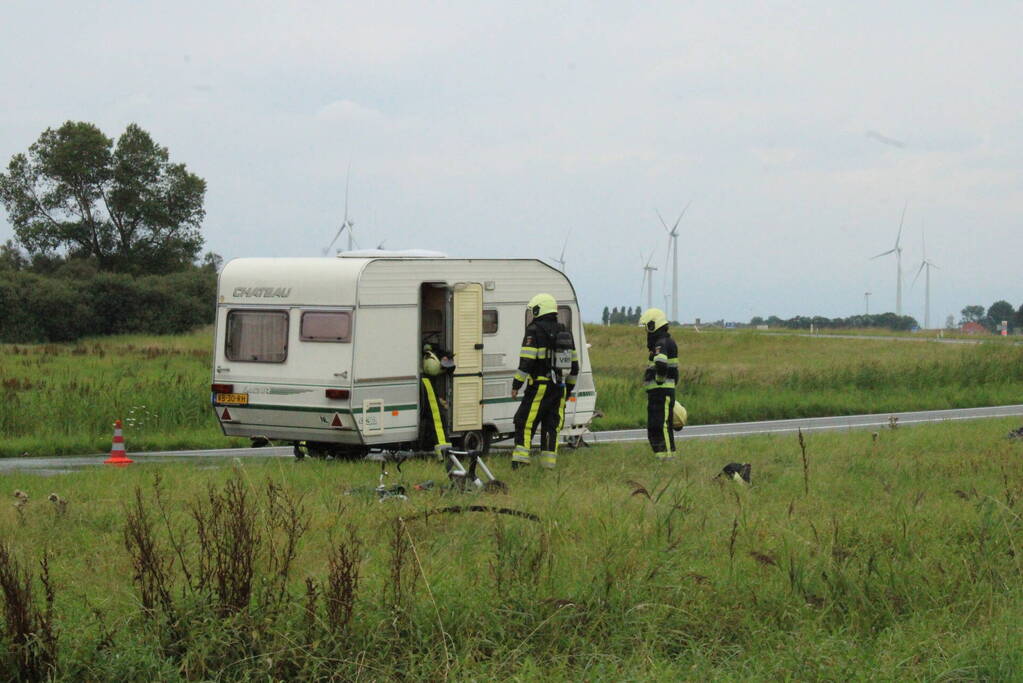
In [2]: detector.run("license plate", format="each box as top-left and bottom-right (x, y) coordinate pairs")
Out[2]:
(216, 392), (249, 405)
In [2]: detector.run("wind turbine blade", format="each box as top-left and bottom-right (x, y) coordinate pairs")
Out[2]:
(911, 262), (925, 289)
(672, 200), (692, 235)
(343, 164), (352, 223)
(655, 209), (671, 233)
(323, 222), (348, 255)
(870, 248), (896, 260)
(894, 200), (907, 248)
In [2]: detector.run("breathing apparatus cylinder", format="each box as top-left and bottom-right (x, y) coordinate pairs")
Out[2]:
(551, 329), (573, 381)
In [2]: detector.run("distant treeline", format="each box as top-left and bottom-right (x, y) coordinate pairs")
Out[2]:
(601, 306), (645, 325)
(0, 261), (216, 343)
(750, 313), (919, 331)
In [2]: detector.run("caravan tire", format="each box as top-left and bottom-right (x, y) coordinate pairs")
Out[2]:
(459, 430), (490, 455)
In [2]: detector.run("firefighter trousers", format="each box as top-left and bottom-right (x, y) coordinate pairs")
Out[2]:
(646, 388), (676, 455)
(420, 378), (450, 454)
(513, 379), (566, 458)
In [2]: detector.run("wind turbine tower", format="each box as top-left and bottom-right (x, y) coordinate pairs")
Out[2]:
(641, 252), (658, 311)
(911, 232), (939, 329)
(551, 230), (570, 272)
(864, 291), (871, 315)
(870, 202), (908, 316)
(656, 202), (690, 323)
(322, 167), (356, 255)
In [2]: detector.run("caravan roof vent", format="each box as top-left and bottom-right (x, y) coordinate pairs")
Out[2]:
(337, 249), (448, 259)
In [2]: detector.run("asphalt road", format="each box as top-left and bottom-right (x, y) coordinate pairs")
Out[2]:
(757, 331), (1020, 345)
(4, 403), (1022, 475)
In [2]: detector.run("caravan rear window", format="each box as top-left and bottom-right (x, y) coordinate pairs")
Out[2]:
(525, 305), (572, 330)
(225, 310), (288, 362)
(300, 311), (352, 342)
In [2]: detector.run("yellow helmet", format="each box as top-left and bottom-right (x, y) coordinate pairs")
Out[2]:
(638, 308), (669, 332)
(672, 403), (688, 429)
(528, 293), (557, 317)
(423, 355), (442, 376)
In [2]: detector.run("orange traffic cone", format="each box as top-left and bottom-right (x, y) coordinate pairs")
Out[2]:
(104, 420), (134, 465)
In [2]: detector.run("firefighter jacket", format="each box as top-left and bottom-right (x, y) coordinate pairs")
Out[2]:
(643, 327), (679, 391)
(512, 314), (579, 393)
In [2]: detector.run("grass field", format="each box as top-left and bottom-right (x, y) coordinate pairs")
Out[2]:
(2, 326), (1023, 456)
(0, 329), (248, 458)
(591, 326), (1023, 429)
(0, 419), (1021, 679)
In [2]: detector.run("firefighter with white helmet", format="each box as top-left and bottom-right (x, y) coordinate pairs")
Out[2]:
(638, 308), (679, 459)
(510, 293), (579, 469)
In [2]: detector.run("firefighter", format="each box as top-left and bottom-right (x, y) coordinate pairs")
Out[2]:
(511, 293), (579, 469)
(638, 308), (679, 459)
(420, 342), (454, 457)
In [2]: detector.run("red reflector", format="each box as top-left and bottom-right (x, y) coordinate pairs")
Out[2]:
(212, 383), (234, 393)
(325, 389), (350, 399)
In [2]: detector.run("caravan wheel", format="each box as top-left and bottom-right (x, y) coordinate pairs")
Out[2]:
(459, 430), (490, 455)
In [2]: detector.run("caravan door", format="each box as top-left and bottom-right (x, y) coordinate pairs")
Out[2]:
(451, 282), (483, 432)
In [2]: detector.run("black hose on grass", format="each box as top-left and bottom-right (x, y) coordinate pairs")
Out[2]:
(400, 506), (541, 523)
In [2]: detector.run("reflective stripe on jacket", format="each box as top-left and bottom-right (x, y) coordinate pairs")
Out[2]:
(643, 330), (679, 391)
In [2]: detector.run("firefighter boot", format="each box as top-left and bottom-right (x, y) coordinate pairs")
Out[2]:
(511, 445), (531, 468)
(539, 451), (557, 469)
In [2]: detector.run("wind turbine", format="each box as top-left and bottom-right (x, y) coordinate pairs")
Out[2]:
(911, 231), (939, 329)
(656, 202), (690, 323)
(551, 230), (570, 272)
(870, 201), (908, 316)
(323, 166), (356, 255)
(864, 291), (872, 315)
(641, 251), (658, 311)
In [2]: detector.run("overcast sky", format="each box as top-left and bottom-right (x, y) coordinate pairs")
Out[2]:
(1, 2), (1020, 324)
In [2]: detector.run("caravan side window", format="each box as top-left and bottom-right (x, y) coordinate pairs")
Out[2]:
(525, 305), (573, 330)
(483, 309), (499, 335)
(300, 311), (352, 342)
(225, 310), (289, 362)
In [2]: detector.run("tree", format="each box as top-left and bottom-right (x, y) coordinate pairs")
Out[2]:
(986, 300), (1015, 332)
(201, 251), (224, 274)
(960, 305), (985, 325)
(601, 306), (610, 326)
(0, 121), (206, 274)
(945, 314), (955, 330)
(0, 239), (27, 271)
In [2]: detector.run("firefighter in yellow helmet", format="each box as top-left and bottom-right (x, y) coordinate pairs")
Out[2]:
(638, 308), (679, 459)
(420, 341), (455, 457)
(510, 293), (579, 469)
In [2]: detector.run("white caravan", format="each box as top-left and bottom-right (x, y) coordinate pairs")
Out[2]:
(211, 254), (597, 458)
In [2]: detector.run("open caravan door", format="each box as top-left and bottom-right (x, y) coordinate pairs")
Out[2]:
(451, 282), (483, 433)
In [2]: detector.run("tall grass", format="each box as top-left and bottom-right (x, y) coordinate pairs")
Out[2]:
(0, 418), (1021, 678)
(0, 329), (245, 456)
